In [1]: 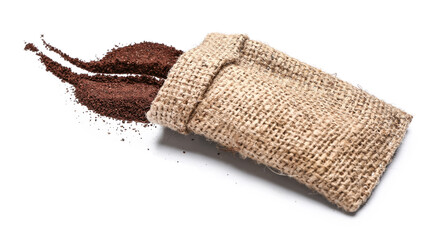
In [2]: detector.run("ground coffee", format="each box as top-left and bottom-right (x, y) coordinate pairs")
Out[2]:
(25, 39), (183, 123)
(42, 38), (183, 78)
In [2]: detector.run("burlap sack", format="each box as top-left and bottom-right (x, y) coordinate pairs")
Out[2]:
(146, 33), (412, 212)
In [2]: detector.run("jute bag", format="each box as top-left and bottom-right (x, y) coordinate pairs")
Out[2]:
(147, 33), (412, 212)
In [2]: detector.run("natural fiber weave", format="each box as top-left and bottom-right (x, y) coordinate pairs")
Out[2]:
(147, 33), (412, 212)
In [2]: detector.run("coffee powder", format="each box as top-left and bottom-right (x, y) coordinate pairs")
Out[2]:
(42, 38), (183, 78)
(25, 39), (183, 123)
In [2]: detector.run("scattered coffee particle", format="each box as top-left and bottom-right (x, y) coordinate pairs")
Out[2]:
(183, 151), (186, 154)
(217, 152), (220, 155)
(121, 138), (125, 141)
(24, 43), (38, 52)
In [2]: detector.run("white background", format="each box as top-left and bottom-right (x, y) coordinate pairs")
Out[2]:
(1, 0), (439, 239)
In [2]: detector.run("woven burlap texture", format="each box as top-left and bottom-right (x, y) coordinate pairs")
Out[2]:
(146, 33), (412, 212)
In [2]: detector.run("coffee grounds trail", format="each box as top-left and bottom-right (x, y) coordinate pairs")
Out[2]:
(25, 39), (183, 123)
(42, 38), (182, 78)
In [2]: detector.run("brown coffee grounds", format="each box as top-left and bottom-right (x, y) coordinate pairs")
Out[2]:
(42, 37), (183, 78)
(25, 41), (183, 123)
(24, 42), (38, 52)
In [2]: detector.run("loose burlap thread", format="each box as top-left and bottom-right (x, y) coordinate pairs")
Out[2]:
(147, 33), (412, 212)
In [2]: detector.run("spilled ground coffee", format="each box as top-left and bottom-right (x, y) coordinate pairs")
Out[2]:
(42, 38), (182, 78)
(25, 38), (183, 122)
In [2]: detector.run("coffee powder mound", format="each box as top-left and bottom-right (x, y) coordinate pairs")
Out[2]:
(75, 80), (161, 122)
(25, 43), (167, 123)
(42, 38), (183, 78)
